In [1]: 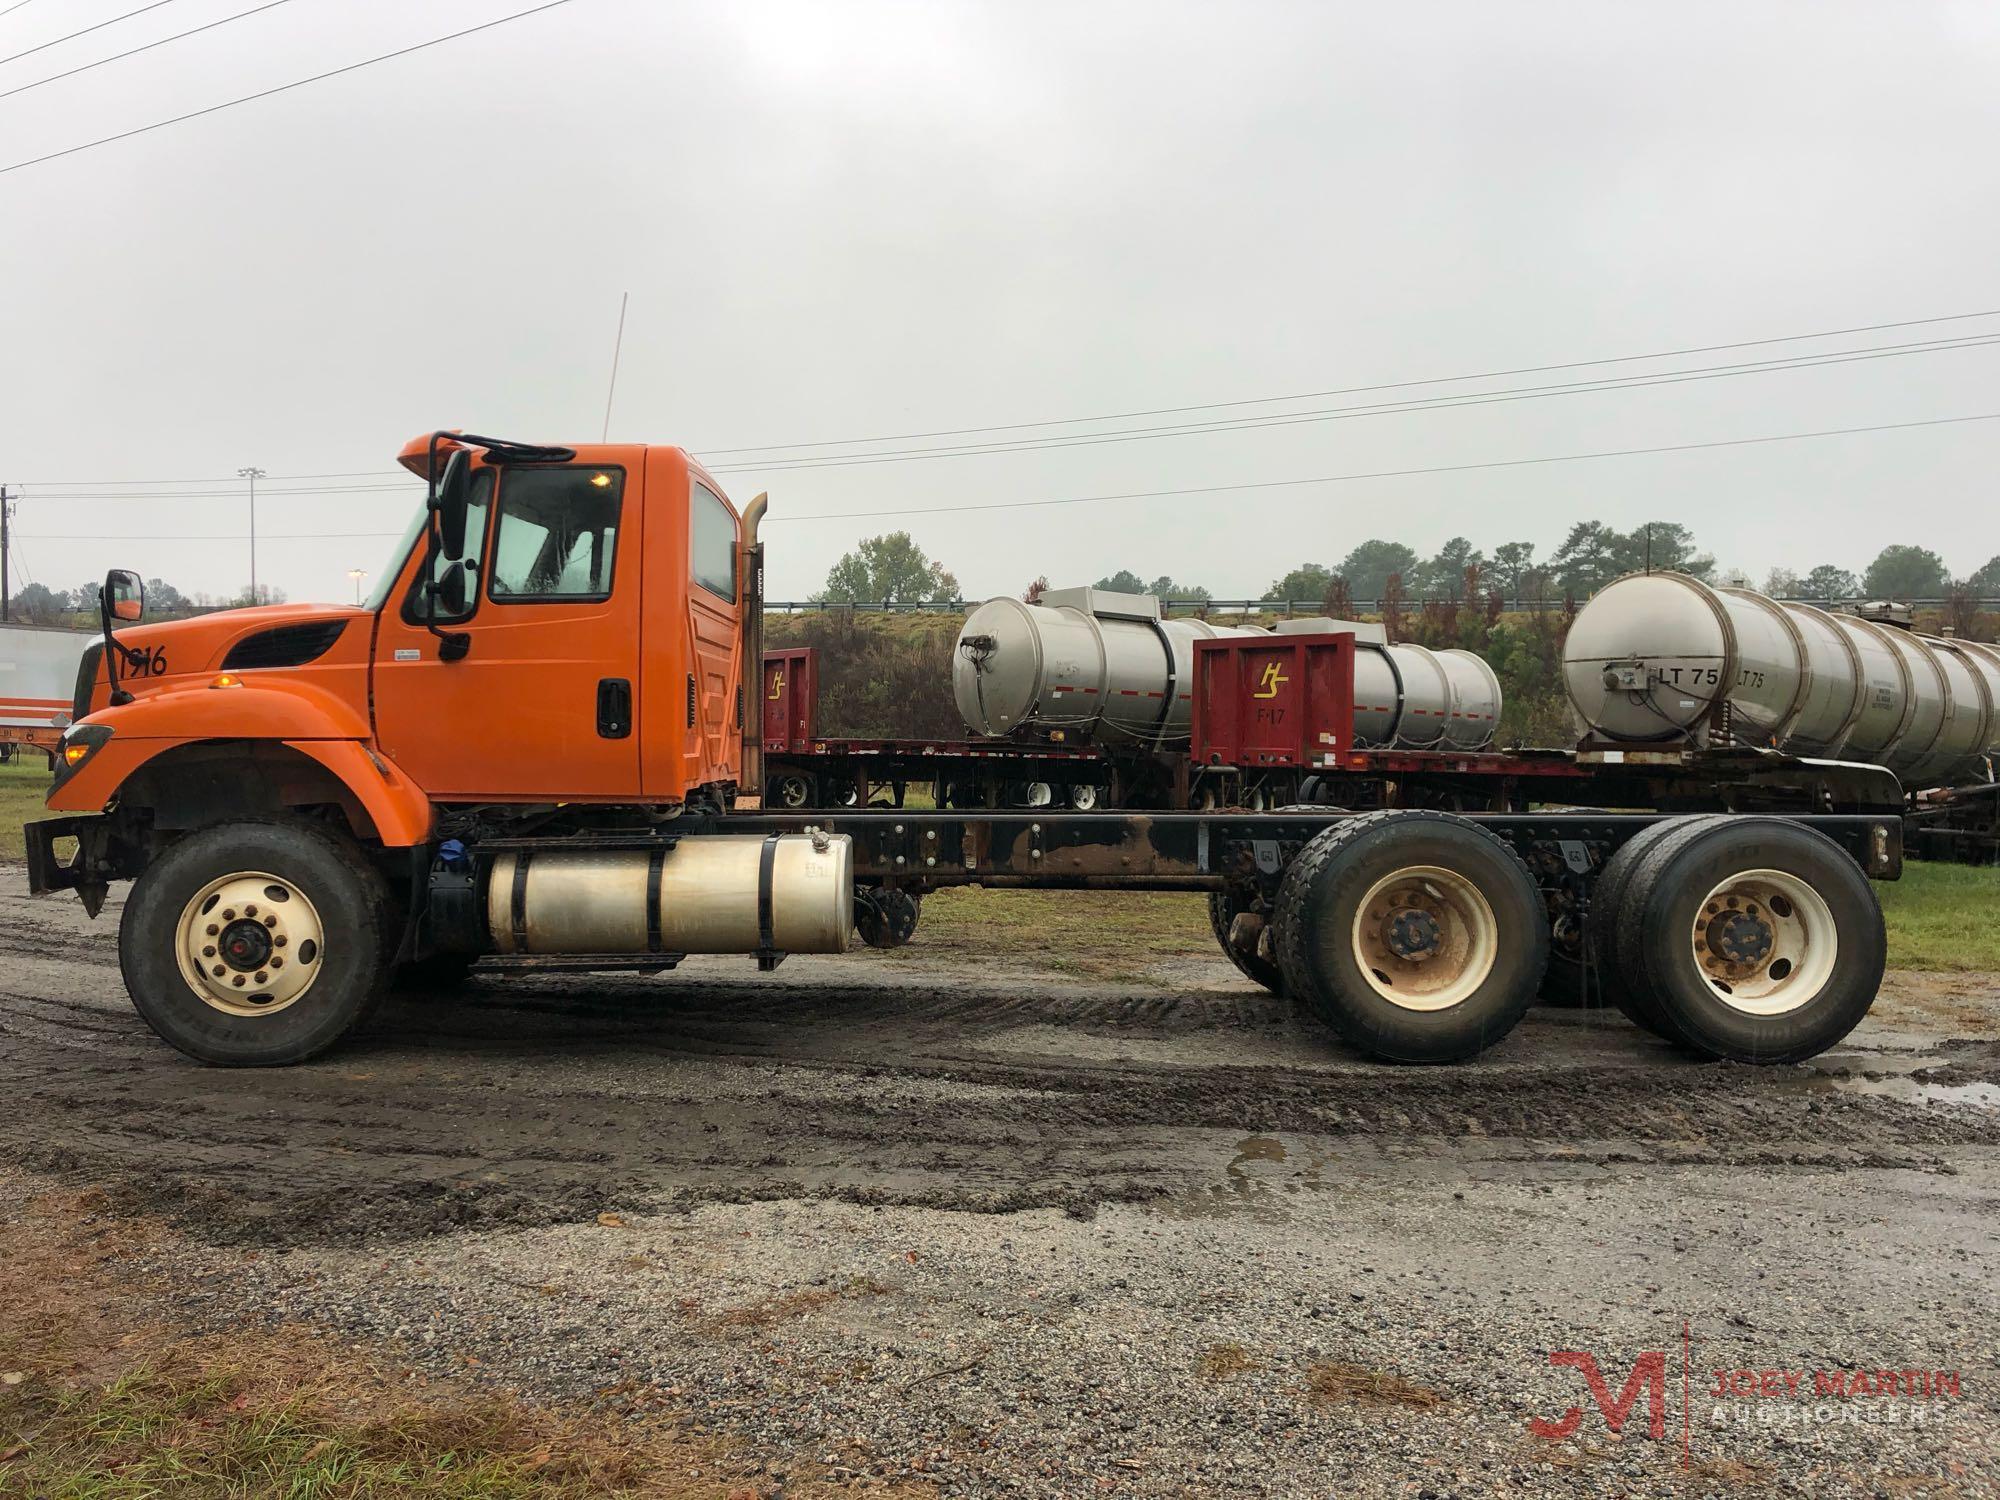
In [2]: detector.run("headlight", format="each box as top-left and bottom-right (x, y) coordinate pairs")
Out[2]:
(52, 724), (114, 791)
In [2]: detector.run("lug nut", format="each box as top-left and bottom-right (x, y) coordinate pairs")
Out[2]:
(206, 923), (220, 936)
(231, 975), (245, 987)
(254, 971), (268, 984)
(274, 936), (287, 948)
(202, 945), (216, 958)
(222, 909), (235, 920)
(264, 915), (278, 928)
(244, 904), (258, 917)
(212, 965), (225, 977)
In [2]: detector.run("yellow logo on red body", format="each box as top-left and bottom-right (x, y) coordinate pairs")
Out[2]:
(1253, 662), (1289, 699)
(768, 668), (785, 700)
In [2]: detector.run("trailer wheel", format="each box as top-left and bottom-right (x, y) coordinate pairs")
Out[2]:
(1068, 784), (1101, 811)
(119, 819), (390, 1066)
(771, 773), (813, 809)
(1619, 819), (1884, 1063)
(1207, 891), (1284, 995)
(1274, 810), (1546, 1063)
(1588, 815), (1724, 1038)
(855, 888), (921, 948)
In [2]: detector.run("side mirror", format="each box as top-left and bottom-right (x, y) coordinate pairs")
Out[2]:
(429, 560), (469, 617)
(432, 450), (471, 562)
(105, 568), (144, 623)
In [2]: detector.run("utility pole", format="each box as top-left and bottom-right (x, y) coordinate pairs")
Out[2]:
(237, 467), (265, 602)
(347, 568), (367, 605)
(1, 485), (12, 622)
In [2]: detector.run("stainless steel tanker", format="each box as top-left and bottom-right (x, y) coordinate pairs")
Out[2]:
(953, 587), (1502, 751)
(1561, 572), (2000, 787)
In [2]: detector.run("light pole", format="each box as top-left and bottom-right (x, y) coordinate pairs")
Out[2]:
(237, 467), (266, 602)
(347, 568), (367, 605)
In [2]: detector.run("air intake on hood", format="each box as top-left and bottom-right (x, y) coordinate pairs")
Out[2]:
(220, 619), (349, 671)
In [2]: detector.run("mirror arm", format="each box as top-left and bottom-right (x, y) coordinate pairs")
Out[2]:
(97, 586), (133, 705)
(418, 431), (472, 662)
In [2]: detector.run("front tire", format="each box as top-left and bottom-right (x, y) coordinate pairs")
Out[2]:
(1274, 810), (1547, 1063)
(120, 820), (391, 1066)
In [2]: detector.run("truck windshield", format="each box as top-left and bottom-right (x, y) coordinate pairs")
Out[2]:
(363, 506), (428, 611)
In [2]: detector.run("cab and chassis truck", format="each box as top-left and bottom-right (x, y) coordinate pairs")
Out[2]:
(27, 430), (1902, 1068)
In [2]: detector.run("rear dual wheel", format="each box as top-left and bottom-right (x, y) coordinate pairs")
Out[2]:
(1606, 817), (1882, 1063)
(1274, 811), (1547, 1063)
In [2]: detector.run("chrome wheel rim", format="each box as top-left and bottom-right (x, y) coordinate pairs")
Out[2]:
(1691, 868), (1835, 1016)
(1350, 865), (1498, 1011)
(174, 870), (325, 1017)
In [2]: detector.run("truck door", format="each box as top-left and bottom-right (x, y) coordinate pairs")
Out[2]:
(373, 462), (642, 801)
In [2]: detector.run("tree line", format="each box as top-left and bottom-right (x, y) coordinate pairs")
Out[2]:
(811, 526), (2000, 608)
(4, 580), (287, 627)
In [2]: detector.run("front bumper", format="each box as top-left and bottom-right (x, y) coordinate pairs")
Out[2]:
(25, 815), (114, 915)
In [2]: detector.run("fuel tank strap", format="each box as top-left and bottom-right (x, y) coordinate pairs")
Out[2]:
(509, 853), (530, 951)
(645, 847), (666, 954)
(756, 833), (781, 954)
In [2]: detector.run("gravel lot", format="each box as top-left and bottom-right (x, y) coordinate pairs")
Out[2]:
(3, 866), (1997, 1496)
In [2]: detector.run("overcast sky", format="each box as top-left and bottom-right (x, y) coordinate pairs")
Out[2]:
(2, 0), (1997, 607)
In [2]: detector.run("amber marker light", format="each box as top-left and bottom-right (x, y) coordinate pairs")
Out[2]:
(210, 673), (244, 689)
(590, 472), (612, 488)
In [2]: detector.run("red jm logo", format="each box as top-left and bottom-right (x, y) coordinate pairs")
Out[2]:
(1529, 1351), (1669, 1441)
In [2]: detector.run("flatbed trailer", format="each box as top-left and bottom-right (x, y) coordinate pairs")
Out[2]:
(23, 428), (1910, 1073)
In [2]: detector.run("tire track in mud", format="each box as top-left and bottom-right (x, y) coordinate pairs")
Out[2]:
(3, 876), (1996, 1247)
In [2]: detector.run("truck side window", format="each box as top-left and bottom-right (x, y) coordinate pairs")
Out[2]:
(399, 469), (493, 624)
(691, 481), (736, 603)
(488, 468), (624, 602)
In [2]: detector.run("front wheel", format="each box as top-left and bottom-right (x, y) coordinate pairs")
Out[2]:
(119, 820), (391, 1066)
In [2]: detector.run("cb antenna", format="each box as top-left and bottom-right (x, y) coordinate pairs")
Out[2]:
(601, 290), (629, 443)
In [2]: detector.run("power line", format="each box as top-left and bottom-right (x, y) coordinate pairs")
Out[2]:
(21, 530), (402, 541)
(707, 334), (2000, 475)
(27, 412), (1999, 538)
(0, 1), (41, 20)
(697, 307), (2000, 456)
(0, 0), (575, 178)
(765, 411), (2000, 524)
(0, 0), (181, 69)
(16, 468), (405, 486)
(0, 0), (294, 104)
(20, 482), (418, 501)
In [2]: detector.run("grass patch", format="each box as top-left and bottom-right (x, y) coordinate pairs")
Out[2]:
(909, 887), (1212, 981)
(703, 1277), (893, 1332)
(0, 1182), (930, 1499)
(1303, 1359), (1442, 1410)
(1196, 1343), (1258, 1381)
(1880, 860), (2000, 970)
(0, 754), (57, 861)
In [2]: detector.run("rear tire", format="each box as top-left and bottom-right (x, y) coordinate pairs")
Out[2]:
(119, 819), (390, 1066)
(1588, 815), (1713, 1038)
(1620, 818), (1884, 1063)
(1274, 810), (1547, 1063)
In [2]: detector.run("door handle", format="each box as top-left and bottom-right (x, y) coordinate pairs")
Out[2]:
(597, 677), (632, 739)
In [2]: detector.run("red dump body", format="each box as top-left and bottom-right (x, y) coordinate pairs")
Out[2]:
(762, 648), (817, 755)
(1191, 632), (1358, 769)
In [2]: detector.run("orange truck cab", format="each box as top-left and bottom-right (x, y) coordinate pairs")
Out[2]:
(25, 431), (852, 1066)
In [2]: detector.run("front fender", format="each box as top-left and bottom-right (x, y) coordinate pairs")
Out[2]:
(283, 739), (434, 847)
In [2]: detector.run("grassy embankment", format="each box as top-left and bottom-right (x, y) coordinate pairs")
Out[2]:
(8, 754), (1996, 970)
